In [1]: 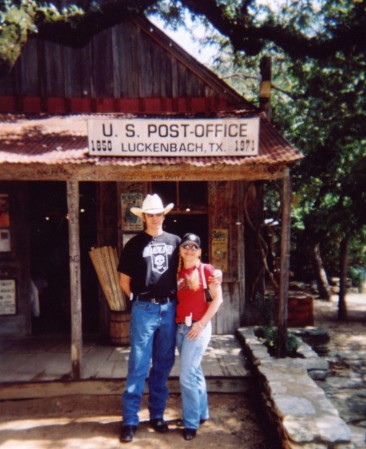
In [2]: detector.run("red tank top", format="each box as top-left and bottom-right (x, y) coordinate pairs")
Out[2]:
(176, 263), (215, 323)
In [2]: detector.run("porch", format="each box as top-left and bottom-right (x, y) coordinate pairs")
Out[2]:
(0, 334), (250, 400)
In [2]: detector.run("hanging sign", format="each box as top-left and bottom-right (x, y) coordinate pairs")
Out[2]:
(87, 118), (259, 157)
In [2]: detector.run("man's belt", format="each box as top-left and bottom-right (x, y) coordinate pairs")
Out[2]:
(135, 296), (173, 304)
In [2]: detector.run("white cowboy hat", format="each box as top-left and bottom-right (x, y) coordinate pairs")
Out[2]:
(130, 194), (174, 218)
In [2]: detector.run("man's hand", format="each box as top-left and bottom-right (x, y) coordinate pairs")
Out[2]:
(209, 269), (222, 286)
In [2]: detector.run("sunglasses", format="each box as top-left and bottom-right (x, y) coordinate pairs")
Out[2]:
(182, 244), (199, 251)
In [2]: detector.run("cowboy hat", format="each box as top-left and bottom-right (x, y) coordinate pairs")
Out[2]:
(130, 194), (174, 218)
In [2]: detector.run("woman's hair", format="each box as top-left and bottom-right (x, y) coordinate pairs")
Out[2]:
(177, 254), (201, 291)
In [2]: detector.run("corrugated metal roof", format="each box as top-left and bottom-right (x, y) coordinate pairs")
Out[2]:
(0, 113), (303, 169)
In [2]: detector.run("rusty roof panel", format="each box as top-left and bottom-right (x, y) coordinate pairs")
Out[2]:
(0, 113), (303, 168)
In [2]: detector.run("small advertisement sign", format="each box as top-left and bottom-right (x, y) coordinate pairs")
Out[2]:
(121, 193), (144, 231)
(0, 279), (16, 315)
(211, 228), (229, 273)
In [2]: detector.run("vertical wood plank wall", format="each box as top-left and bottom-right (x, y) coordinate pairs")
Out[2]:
(0, 22), (222, 102)
(208, 181), (243, 334)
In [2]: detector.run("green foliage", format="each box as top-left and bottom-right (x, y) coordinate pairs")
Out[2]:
(349, 266), (366, 290)
(0, 0), (38, 72)
(0, 0), (89, 73)
(255, 294), (300, 358)
(1, 0), (366, 72)
(209, 1), (366, 286)
(281, 48), (366, 280)
(255, 326), (300, 357)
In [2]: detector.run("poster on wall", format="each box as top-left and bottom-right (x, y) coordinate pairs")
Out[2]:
(0, 279), (16, 315)
(121, 193), (144, 231)
(0, 194), (10, 252)
(0, 229), (11, 252)
(123, 233), (137, 248)
(211, 228), (229, 272)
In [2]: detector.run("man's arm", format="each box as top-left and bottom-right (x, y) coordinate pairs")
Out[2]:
(120, 273), (132, 298)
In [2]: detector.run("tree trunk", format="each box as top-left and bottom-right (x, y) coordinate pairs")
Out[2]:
(310, 241), (332, 300)
(338, 237), (348, 321)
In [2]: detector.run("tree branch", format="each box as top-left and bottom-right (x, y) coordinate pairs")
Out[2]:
(35, 0), (157, 47)
(1, 0), (365, 74)
(180, 0), (366, 58)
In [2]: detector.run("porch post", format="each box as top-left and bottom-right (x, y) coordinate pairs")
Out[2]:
(66, 180), (83, 378)
(277, 171), (291, 357)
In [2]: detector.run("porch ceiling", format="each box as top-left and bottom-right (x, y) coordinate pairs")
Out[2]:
(0, 112), (303, 182)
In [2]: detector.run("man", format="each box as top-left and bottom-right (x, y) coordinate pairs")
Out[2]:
(118, 193), (220, 443)
(117, 193), (179, 443)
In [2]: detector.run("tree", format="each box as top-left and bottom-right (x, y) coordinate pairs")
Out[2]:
(1, 0), (365, 75)
(203, 2), (366, 313)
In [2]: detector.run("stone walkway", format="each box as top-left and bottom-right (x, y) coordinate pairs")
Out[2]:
(312, 293), (366, 449)
(238, 292), (366, 449)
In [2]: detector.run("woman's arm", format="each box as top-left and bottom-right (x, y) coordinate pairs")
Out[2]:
(187, 282), (223, 340)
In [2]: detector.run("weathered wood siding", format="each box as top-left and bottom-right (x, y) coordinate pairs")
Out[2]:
(0, 21), (235, 103)
(208, 181), (245, 333)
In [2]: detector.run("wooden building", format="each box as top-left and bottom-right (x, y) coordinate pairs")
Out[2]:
(0, 15), (302, 365)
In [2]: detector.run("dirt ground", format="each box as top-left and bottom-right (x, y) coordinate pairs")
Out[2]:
(0, 393), (279, 449)
(1, 294), (364, 449)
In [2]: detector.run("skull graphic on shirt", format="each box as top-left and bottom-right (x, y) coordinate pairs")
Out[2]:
(143, 242), (173, 274)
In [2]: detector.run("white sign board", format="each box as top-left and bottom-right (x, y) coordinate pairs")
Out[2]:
(87, 118), (259, 157)
(0, 279), (16, 315)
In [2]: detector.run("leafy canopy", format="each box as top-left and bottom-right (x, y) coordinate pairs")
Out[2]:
(0, 0), (365, 74)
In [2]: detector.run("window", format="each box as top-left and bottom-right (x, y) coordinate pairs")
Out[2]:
(151, 182), (207, 212)
(151, 182), (209, 260)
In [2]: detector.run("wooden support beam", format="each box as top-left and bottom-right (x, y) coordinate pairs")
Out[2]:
(67, 180), (83, 379)
(0, 163), (290, 182)
(277, 172), (291, 357)
(259, 56), (272, 120)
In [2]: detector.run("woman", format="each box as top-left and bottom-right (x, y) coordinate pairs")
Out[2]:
(176, 233), (223, 441)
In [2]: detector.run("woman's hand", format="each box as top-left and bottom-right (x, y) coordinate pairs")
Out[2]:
(187, 321), (203, 340)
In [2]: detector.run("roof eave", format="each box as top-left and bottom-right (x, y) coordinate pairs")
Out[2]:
(0, 160), (298, 182)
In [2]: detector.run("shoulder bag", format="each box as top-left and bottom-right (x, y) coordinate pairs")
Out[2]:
(200, 264), (213, 302)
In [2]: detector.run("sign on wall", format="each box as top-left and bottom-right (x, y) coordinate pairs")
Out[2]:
(212, 228), (229, 272)
(121, 193), (144, 231)
(0, 279), (16, 315)
(0, 193), (11, 252)
(88, 118), (260, 157)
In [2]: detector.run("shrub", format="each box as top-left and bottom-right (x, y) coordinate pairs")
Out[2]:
(255, 326), (300, 357)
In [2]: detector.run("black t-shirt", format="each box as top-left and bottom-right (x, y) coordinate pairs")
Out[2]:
(118, 231), (181, 298)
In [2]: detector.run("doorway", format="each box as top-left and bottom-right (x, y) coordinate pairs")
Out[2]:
(29, 181), (99, 335)
(152, 181), (209, 259)
(164, 214), (209, 261)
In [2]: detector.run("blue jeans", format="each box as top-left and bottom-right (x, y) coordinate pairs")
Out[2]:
(176, 321), (212, 429)
(122, 299), (177, 426)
